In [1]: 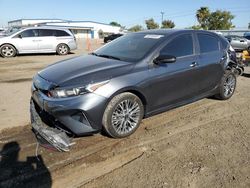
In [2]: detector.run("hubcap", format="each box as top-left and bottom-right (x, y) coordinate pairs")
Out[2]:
(111, 99), (141, 135)
(2, 46), (14, 57)
(59, 45), (68, 54)
(223, 75), (236, 97)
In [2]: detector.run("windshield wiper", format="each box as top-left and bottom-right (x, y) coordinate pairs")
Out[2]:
(98, 54), (121, 60)
(90, 52), (121, 60)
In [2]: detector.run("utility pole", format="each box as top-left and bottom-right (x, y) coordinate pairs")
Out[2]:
(160, 11), (164, 26)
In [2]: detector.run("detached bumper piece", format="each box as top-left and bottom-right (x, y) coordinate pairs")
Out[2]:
(30, 100), (75, 152)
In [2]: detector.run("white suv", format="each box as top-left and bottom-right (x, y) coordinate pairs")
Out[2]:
(0, 27), (77, 57)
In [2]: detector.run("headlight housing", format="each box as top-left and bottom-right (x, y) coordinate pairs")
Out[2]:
(48, 80), (109, 98)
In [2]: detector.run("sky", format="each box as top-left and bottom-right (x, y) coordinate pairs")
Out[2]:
(0, 0), (249, 29)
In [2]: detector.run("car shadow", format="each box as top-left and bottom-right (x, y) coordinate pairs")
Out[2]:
(0, 141), (52, 188)
(17, 52), (75, 57)
(242, 73), (250, 78)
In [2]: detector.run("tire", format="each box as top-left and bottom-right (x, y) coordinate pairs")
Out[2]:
(236, 67), (244, 76)
(215, 70), (236, 100)
(102, 92), (144, 138)
(56, 44), (69, 55)
(0, 44), (16, 58)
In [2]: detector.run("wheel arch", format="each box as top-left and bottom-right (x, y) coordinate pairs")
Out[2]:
(0, 43), (18, 54)
(107, 87), (148, 117)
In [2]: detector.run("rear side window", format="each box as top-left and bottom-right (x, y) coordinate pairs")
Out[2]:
(161, 34), (193, 58)
(220, 38), (229, 50)
(198, 33), (219, 53)
(55, 30), (70, 37)
(39, 29), (54, 37)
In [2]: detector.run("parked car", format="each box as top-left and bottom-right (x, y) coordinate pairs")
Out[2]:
(0, 28), (6, 37)
(0, 27), (77, 57)
(104, 33), (123, 43)
(31, 29), (236, 150)
(243, 32), (250, 40)
(224, 35), (250, 51)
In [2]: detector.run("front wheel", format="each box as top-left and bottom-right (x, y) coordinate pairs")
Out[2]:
(215, 71), (236, 100)
(102, 92), (144, 138)
(56, 44), (69, 55)
(0, 44), (16, 58)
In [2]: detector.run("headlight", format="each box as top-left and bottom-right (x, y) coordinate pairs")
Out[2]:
(48, 80), (109, 98)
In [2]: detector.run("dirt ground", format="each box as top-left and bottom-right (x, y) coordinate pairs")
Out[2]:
(0, 40), (249, 188)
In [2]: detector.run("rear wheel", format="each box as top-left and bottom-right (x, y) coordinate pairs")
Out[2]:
(215, 71), (236, 100)
(102, 92), (144, 138)
(56, 44), (69, 55)
(0, 44), (16, 58)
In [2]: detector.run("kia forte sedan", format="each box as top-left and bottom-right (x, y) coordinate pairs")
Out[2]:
(31, 29), (236, 141)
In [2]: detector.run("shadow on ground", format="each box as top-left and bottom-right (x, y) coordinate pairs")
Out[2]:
(242, 73), (250, 78)
(0, 142), (52, 188)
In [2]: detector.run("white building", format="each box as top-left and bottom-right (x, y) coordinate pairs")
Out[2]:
(8, 19), (122, 39)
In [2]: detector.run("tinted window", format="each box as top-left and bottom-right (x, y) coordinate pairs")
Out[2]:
(39, 29), (54, 37)
(198, 33), (219, 53)
(20, 29), (38, 37)
(220, 37), (229, 50)
(161, 34), (193, 57)
(55, 30), (70, 37)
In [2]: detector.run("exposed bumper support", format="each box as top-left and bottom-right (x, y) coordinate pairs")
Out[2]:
(30, 100), (74, 152)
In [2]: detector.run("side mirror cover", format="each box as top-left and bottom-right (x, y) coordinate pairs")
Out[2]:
(154, 54), (176, 64)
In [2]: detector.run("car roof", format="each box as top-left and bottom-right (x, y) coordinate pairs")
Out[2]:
(135, 29), (217, 36)
(21, 26), (70, 31)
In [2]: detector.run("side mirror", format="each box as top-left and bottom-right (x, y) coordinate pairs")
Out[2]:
(240, 39), (245, 42)
(18, 34), (22, 39)
(154, 54), (176, 64)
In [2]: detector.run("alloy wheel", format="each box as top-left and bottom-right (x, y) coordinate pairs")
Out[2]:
(223, 74), (236, 97)
(1, 46), (14, 57)
(111, 99), (141, 135)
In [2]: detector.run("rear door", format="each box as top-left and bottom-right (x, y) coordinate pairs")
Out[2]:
(38, 29), (56, 52)
(196, 32), (224, 92)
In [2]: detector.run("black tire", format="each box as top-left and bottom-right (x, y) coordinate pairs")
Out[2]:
(0, 44), (16, 58)
(56, 43), (69, 55)
(215, 70), (236, 100)
(236, 67), (244, 76)
(102, 92), (144, 138)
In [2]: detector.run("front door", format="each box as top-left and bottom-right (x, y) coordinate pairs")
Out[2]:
(144, 33), (204, 112)
(13, 29), (39, 53)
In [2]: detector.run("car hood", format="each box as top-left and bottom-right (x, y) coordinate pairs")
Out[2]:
(38, 55), (135, 87)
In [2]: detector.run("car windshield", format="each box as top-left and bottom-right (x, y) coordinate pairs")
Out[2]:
(5, 28), (21, 36)
(94, 33), (166, 62)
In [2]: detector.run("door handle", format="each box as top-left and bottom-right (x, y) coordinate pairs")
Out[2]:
(190, 62), (198, 67)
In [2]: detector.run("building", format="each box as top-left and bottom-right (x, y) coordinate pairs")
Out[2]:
(8, 19), (122, 39)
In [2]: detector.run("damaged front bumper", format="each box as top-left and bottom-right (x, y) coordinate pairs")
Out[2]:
(30, 100), (74, 152)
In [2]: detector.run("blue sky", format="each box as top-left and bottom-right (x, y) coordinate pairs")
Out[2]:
(0, 0), (249, 28)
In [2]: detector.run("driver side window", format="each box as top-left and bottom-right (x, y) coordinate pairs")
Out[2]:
(19, 29), (38, 38)
(161, 34), (194, 58)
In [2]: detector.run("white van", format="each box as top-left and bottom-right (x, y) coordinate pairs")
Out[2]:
(0, 27), (77, 57)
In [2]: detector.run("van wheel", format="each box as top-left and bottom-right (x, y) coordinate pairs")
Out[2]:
(0, 44), (16, 58)
(57, 44), (69, 55)
(102, 92), (144, 138)
(215, 71), (236, 100)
